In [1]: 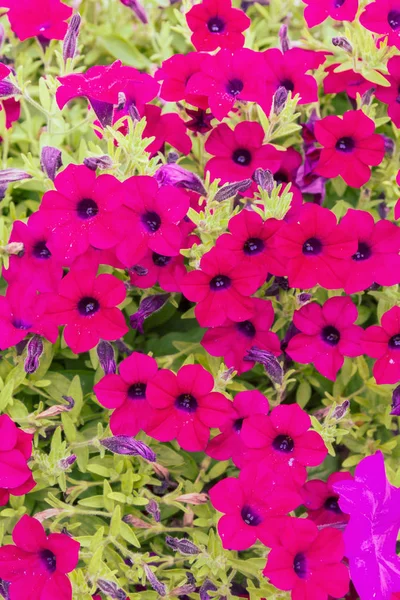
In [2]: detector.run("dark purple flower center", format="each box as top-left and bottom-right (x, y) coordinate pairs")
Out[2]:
(324, 495), (342, 513)
(236, 320), (256, 338)
(389, 334), (400, 349)
(388, 10), (400, 30)
(226, 78), (244, 97)
(77, 296), (100, 317)
(210, 274), (231, 291)
(142, 211), (161, 233)
(334, 0), (346, 6)
(272, 434), (294, 453)
(175, 393), (198, 413)
(274, 170), (289, 185)
(352, 241), (372, 261)
(127, 382), (147, 399)
(77, 198), (99, 220)
(241, 505), (262, 526)
(40, 549), (57, 574)
(32, 240), (51, 259)
(293, 553), (307, 579)
(322, 325), (341, 346)
(302, 237), (322, 255)
(207, 16), (225, 33)
(12, 318), (32, 330)
(152, 253), (172, 267)
(232, 148), (252, 166)
(335, 136), (355, 153)
(280, 79), (294, 92)
(233, 417), (244, 432)
(243, 237), (265, 255)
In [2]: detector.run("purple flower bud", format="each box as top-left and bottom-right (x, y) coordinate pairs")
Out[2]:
(120, 0), (148, 23)
(378, 201), (389, 220)
(97, 340), (116, 375)
(332, 400), (350, 420)
(214, 179), (253, 202)
(332, 37), (352, 52)
(391, 386), (400, 416)
(297, 292), (312, 305)
(361, 87), (375, 106)
(279, 24), (290, 53)
(253, 168), (274, 194)
(167, 151), (179, 164)
(154, 164), (206, 196)
(0, 169), (31, 185)
(244, 346), (283, 385)
(83, 155), (113, 171)
(143, 564), (166, 596)
(383, 135), (395, 156)
(40, 146), (62, 181)
(24, 335), (44, 374)
(0, 579), (10, 600)
(114, 338), (132, 356)
(130, 264), (149, 277)
(273, 86), (288, 115)
(63, 13), (81, 63)
(58, 455), (77, 470)
(165, 536), (200, 555)
(200, 580), (217, 600)
(62, 395), (75, 409)
(128, 101), (141, 122)
(97, 579), (126, 600)
(146, 499), (161, 522)
(0, 79), (20, 98)
(101, 435), (156, 462)
(130, 294), (169, 334)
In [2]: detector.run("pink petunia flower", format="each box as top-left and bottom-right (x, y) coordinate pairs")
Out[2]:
(3, 215), (63, 292)
(302, 0), (358, 28)
(0, 514), (80, 600)
(0, 415), (35, 506)
(146, 364), (234, 452)
(0, 283), (58, 350)
(143, 104), (192, 157)
(128, 249), (186, 292)
(186, 48), (265, 120)
(301, 471), (352, 526)
(45, 268), (128, 354)
(39, 164), (124, 264)
(156, 53), (209, 109)
(360, 0), (400, 50)
(201, 297), (281, 374)
(314, 110), (385, 188)
(273, 204), (357, 290)
(94, 352), (159, 436)
(205, 121), (281, 189)
(180, 247), (261, 327)
(241, 403), (328, 485)
(263, 517), (349, 600)
(116, 175), (189, 267)
(323, 64), (373, 99)
(0, 0), (72, 41)
(376, 56), (400, 128)
(286, 296), (364, 381)
(338, 208), (400, 293)
(362, 305), (400, 384)
(209, 462), (302, 550)
(206, 389), (270, 467)
(186, 0), (250, 51)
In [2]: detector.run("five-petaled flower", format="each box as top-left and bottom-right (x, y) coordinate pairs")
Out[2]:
(186, 0), (250, 51)
(362, 305), (400, 384)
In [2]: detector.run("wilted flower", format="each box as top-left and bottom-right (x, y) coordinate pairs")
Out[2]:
(244, 346), (283, 385)
(214, 179), (253, 201)
(83, 155), (113, 171)
(146, 499), (161, 522)
(101, 436), (156, 462)
(58, 455), (77, 470)
(130, 294), (169, 333)
(154, 164), (206, 195)
(165, 536), (201, 555)
(332, 36), (353, 52)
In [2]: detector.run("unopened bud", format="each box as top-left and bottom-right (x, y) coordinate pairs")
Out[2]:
(120, 0), (148, 23)
(167, 151), (179, 164)
(279, 24), (290, 53)
(63, 13), (81, 63)
(83, 155), (113, 171)
(332, 400), (350, 421)
(165, 536), (200, 555)
(97, 340), (116, 375)
(58, 454), (77, 470)
(130, 294), (169, 334)
(123, 514), (151, 528)
(62, 395), (75, 409)
(361, 87), (375, 106)
(24, 335), (44, 374)
(253, 168), (274, 194)
(101, 435), (156, 462)
(97, 579), (126, 600)
(297, 292), (312, 306)
(128, 101), (141, 122)
(378, 201), (389, 220)
(154, 164), (206, 195)
(143, 564), (166, 596)
(40, 146), (62, 181)
(130, 264), (149, 277)
(383, 135), (395, 156)
(0, 169), (31, 185)
(391, 385), (400, 416)
(273, 86), (288, 115)
(146, 499), (161, 522)
(200, 580), (217, 600)
(332, 37), (352, 52)
(214, 179), (252, 201)
(245, 346), (283, 385)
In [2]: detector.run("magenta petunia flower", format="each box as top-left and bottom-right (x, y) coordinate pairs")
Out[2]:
(128, 249), (187, 292)
(3, 215), (63, 293)
(205, 121), (281, 189)
(0, 0), (72, 41)
(323, 64), (373, 99)
(362, 305), (400, 384)
(94, 352), (159, 436)
(1, 97), (20, 129)
(206, 390), (270, 467)
(146, 364), (234, 452)
(209, 462), (302, 550)
(143, 104), (192, 157)
(201, 297), (281, 374)
(241, 403), (328, 485)
(263, 517), (349, 600)
(286, 296), (364, 381)
(156, 52), (209, 109)
(180, 247), (261, 327)
(0, 415), (35, 506)
(360, 0), (400, 50)
(273, 204), (357, 290)
(0, 514), (80, 600)
(0, 283), (58, 350)
(186, 0), (250, 51)
(376, 56), (400, 128)
(301, 471), (352, 526)
(314, 110), (385, 188)
(302, 0), (358, 28)
(116, 175), (189, 267)
(38, 164), (124, 264)
(186, 48), (265, 120)
(45, 268), (128, 354)
(338, 209), (400, 293)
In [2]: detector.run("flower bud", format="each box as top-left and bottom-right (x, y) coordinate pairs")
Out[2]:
(253, 168), (274, 194)
(0, 579), (10, 600)
(101, 435), (156, 462)
(273, 86), (288, 115)
(24, 335), (44, 374)
(130, 294), (169, 334)
(62, 395), (75, 409)
(120, 0), (148, 23)
(58, 455), (77, 470)
(244, 346), (283, 385)
(154, 164), (206, 196)
(175, 492), (208, 505)
(361, 87), (375, 107)
(200, 580), (217, 600)
(279, 24), (290, 53)
(167, 151), (179, 164)
(128, 101), (141, 122)
(0, 169), (31, 185)
(97, 340), (116, 375)
(332, 400), (350, 420)
(383, 135), (395, 156)
(63, 13), (81, 63)
(146, 499), (161, 522)
(332, 37), (352, 52)
(165, 536), (200, 555)
(0, 79), (20, 98)
(297, 292), (312, 306)
(391, 385), (400, 416)
(40, 146), (62, 181)
(378, 201), (389, 220)
(83, 155), (113, 171)
(123, 514), (151, 528)
(214, 179), (252, 201)
(143, 564), (166, 596)
(97, 579), (126, 600)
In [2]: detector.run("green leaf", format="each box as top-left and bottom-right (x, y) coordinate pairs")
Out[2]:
(110, 505), (122, 537)
(120, 521), (141, 548)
